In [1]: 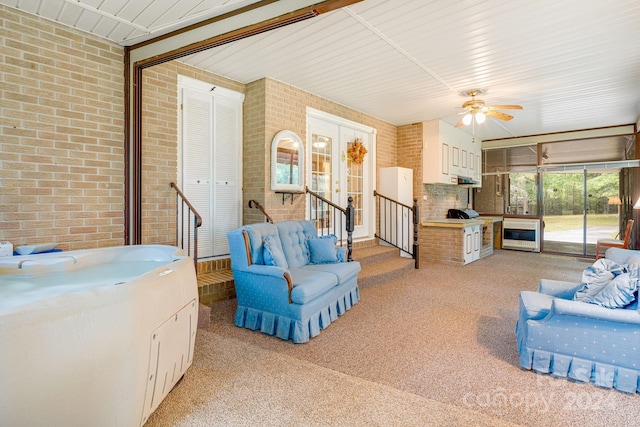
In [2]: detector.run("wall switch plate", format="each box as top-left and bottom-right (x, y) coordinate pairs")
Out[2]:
(0, 242), (13, 257)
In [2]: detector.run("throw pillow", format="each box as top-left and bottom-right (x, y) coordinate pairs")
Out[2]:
(574, 259), (623, 302)
(590, 273), (638, 309)
(307, 237), (338, 264)
(262, 236), (288, 268)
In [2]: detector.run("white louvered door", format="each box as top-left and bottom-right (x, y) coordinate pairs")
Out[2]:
(212, 95), (241, 255)
(179, 76), (243, 259)
(182, 88), (213, 256)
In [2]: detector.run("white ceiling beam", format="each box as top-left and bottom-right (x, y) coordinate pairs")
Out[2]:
(61, 0), (151, 33)
(482, 125), (635, 149)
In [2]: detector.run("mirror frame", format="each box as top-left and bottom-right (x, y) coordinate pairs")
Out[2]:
(271, 130), (304, 192)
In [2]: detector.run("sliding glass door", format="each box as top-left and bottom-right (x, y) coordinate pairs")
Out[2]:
(542, 171), (619, 256)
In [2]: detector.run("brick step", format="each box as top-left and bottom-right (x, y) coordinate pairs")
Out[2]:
(196, 269), (235, 306)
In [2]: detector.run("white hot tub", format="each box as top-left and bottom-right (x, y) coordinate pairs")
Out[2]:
(0, 245), (199, 427)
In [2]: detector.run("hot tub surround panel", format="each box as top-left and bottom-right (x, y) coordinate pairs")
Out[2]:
(0, 245), (198, 427)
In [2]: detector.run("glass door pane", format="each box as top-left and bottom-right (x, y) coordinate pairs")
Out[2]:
(542, 171), (619, 256)
(347, 144), (363, 228)
(341, 130), (371, 239)
(586, 172), (620, 257)
(542, 172), (586, 255)
(310, 131), (333, 231)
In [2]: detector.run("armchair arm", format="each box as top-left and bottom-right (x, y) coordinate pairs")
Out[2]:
(548, 298), (640, 325)
(235, 264), (294, 304)
(605, 247), (640, 264)
(538, 279), (582, 299)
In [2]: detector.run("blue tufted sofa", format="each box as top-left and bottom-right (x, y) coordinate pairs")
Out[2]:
(516, 247), (640, 393)
(227, 220), (360, 343)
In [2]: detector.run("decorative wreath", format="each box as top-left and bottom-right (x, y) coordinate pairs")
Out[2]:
(348, 138), (368, 164)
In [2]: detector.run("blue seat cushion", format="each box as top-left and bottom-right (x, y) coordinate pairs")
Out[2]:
(519, 290), (554, 320)
(289, 268), (338, 304)
(301, 261), (361, 284)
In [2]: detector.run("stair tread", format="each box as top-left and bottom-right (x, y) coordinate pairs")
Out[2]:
(359, 256), (414, 277)
(197, 270), (234, 287)
(353, 244), (398, 257)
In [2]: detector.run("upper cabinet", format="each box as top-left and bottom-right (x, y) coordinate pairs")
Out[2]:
(422, 120), (482, 187)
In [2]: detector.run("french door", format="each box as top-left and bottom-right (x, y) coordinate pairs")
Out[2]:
(307, 111), (375, 240)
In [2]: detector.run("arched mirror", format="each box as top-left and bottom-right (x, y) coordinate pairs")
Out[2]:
(271, 130), (304, 192)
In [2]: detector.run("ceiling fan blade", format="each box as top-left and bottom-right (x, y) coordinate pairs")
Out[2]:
(486, 105), (523, 110)
(485, 110), (513, 121)
(454, 117), (465, 127)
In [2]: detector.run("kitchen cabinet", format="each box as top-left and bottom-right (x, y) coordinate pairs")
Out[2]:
(422, 120), (457, 184)
(463, 224), (481, 264)
(422, 119), (482, 186)
(420, 219), (485, 266)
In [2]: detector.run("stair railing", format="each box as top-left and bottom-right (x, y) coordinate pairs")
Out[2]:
(170, 182), (202, 271)
(248, 200), (274, 223)
(305, 186), (354, 262)
(374, 190), (419, 269)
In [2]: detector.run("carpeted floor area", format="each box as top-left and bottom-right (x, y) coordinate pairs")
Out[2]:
(145, 250), (639, 427)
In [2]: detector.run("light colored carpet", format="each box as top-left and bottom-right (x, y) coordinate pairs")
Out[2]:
(146, 250), (639, 427)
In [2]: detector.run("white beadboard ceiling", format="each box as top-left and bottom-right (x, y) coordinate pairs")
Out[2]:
(3, 0), (640, 141)
(1, 0), (262, 44)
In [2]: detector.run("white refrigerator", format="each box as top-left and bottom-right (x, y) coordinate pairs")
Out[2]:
(378, 167), (414, 257)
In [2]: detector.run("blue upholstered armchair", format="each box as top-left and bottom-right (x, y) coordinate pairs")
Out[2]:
(516, 247), (640, 393)
(227, 220), (360, 343)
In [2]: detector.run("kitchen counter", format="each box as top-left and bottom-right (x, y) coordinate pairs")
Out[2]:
(479, 216), (503, 249)
(420, 215), (504, 262)
(419, 219), (492, 265)
(421, 218), (485, 228)
(479, 216), (503, 223)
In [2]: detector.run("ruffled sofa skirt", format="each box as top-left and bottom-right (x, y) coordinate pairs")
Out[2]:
(516, 314), (640, 393)
(235, 283), (360, 343)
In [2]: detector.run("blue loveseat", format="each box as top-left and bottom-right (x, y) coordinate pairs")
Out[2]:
(227, 220), (360, 343)
(516, 247), (640, 393)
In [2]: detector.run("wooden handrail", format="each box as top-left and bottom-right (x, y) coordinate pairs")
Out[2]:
(170, 182), (203, 227)
(170, 182), (203, 270)
(306, 187), (354, 261)
(305, 186), (346, 213)
(248, 199), (273, 223)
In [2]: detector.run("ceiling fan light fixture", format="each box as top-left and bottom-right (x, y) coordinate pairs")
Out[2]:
(454, 88), (523, 128)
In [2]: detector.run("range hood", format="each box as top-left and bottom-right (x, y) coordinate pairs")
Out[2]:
(457, 175), (480, 186)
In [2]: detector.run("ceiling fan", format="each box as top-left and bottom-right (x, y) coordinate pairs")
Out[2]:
(455, 89), (522, 127)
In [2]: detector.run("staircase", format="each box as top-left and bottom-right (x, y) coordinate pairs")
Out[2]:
(196, 241), (415, 306)
(353, 245), (415, 289)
